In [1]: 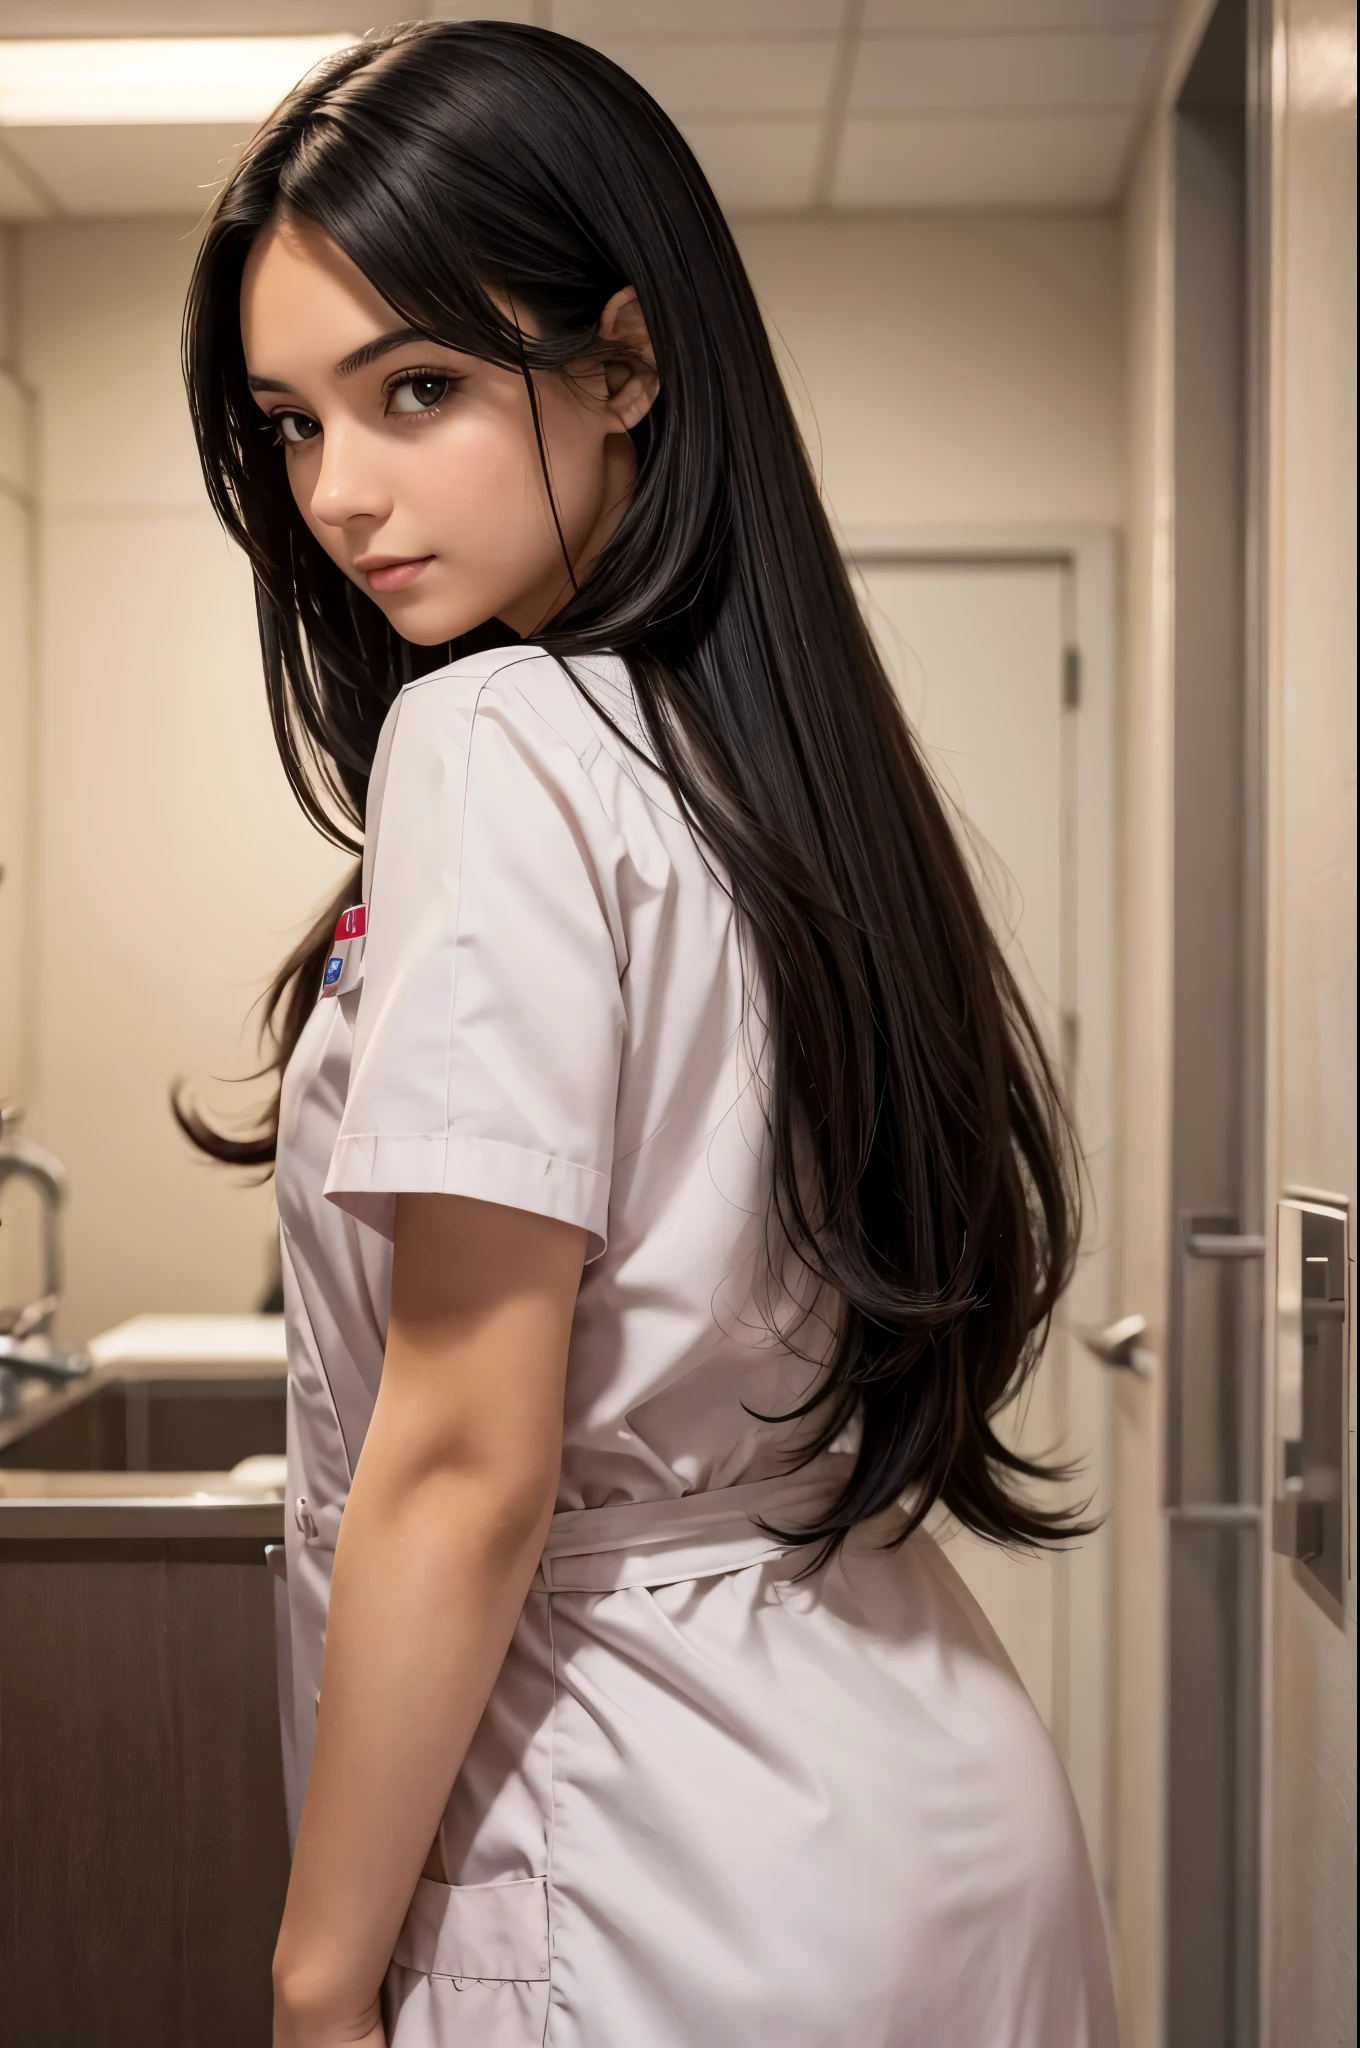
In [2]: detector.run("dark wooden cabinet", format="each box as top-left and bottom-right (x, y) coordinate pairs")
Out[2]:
(0, 1372), (290, 2044)
(0, 1537), (290, 2046)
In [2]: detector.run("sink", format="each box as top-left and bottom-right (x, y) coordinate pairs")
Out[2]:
(0, 1375), (286, 1473)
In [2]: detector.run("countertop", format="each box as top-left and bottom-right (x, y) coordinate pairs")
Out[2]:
(87, 1313), (288, 1377)
(0, 1314), (287, 1542)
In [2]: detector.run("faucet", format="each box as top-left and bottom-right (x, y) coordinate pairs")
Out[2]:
(0, 1104), (90, 1388)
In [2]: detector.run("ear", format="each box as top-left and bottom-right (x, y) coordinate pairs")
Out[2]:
(596, 286), (659, 433)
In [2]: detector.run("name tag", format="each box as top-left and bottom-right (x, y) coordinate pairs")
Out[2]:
(320, 903), (366, 998)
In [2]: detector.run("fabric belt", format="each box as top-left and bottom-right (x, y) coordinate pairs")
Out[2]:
(294, 1493), (345, 1549)
(533, 1455), (857, 1594)
(293, 1456), (860, 1590)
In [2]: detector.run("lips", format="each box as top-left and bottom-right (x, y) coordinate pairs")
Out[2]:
(355, 554), (434, 593)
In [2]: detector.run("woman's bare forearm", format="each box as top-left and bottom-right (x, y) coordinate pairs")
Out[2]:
(273, 1449), (556, 2028)
(272, 1192), (583, 2041)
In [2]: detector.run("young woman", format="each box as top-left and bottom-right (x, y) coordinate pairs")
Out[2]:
(182, 21), (1116, 2047)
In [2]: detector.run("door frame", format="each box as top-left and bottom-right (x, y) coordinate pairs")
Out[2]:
(840, 525), (1119, 1897)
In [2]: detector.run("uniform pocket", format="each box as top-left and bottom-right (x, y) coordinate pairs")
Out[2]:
(391, 1874), (550, 1982)
(384, 1876), (551, 2048)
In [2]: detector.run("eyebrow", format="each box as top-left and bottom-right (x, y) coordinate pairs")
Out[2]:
(246, 324), (436, 396)
(335, 324), (433, 376)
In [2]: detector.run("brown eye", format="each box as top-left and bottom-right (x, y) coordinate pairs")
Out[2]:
(278, 412), (321, 444)
(389, 373), (450, 414)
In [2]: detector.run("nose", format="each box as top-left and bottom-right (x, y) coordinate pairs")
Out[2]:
(308, 418), (393, 533)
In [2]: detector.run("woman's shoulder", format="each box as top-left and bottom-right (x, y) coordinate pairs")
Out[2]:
(390, 643), (679, 833)
(394, 644), (642, 768)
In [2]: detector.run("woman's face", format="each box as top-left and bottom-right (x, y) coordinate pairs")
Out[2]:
(239, 214), (657, 644)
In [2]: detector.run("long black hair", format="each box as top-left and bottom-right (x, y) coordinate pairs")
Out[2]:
(180, 19), (1085, 1555)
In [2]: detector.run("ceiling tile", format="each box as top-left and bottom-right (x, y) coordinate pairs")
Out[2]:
(0, 3), (536, 30)
(421, 2), (538, 18)
(557, 1), (844, 36)
(7, 123), (252, 216)
(850, 29), (1158, 109)
(595, 37), (837, 115)
(679, 116), (821, 212)
(833, 110), (1134, 208)
(864, 0), (1169, 27)
(0, 140), (48, 218)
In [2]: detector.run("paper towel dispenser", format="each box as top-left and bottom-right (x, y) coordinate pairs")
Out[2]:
(1274, 1195), (1351, 1609)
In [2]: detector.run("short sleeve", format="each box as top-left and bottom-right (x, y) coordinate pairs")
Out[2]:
(324, 663), (626, 1260)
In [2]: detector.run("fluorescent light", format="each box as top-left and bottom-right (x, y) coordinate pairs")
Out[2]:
(0, 36), (359, 128)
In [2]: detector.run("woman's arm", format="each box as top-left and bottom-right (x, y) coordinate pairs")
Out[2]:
(272, 1191), (586, 2047)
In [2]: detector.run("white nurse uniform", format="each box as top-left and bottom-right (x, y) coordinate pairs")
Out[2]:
(274, 645), (1118, 2048)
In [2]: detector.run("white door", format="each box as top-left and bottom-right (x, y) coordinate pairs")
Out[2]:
(850, 551), (1114, 1890)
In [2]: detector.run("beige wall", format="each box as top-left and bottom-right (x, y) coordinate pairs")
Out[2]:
(0, 366), (30, 1113)
(0, 225), (18, 373)
(17, 221), (347, 1342)
(0, 220), (35, 1310)
(1263, 0), (1358, 2036)
(1, 222), (29, 1109)
(0, 223), (34, 1310)
(10, 209), (1123, 1346)
(736, 213), (1124, 530)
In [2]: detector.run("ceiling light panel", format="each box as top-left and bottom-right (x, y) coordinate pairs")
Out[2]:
(0, 36), (357, 128)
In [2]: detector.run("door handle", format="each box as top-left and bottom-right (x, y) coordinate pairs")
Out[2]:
(1167, 1211), (1266, 1512)
(1186, 1231), (1267, 1260)
(1077, 1313), (1157, 1377)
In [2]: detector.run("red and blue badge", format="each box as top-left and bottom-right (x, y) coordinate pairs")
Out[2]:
(320, 903), (366, 998)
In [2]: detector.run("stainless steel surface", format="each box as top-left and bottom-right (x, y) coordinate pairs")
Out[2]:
(2, 1291), (58, 1340)
(0, 1363), (286, 1456)
(0, 1119), (67, 1335)
(0, 1328), (91, 1383)
(0, 1492), (284, 1539)
(1170, 1503), (1263, 1527)
(1187, 1231), (1268, 1259)
(0, 1113), (90, 1389)
(0, 1372), (287, 1536)
(1167, 1211), (1258, 1515)
(1166, 6), (1265, 2038)
(0, 1501), (283, 1537)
